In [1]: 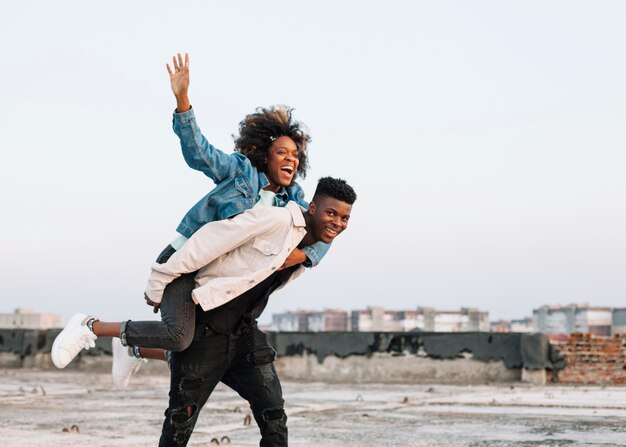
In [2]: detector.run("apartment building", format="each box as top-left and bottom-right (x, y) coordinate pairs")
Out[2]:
(533, 304), (613, 335)
(612, 308), (626, 334)
(490, 317), (533, 333)
(0, 308), (62, 330)
(350, 306), (489, 332)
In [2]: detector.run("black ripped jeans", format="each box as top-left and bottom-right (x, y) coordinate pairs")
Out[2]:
(159, 320), (287, 447)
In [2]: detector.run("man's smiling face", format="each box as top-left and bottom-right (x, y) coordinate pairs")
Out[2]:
(307, 195), (352, 244)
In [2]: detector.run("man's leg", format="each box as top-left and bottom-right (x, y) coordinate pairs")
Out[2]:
(222, 325), (287, 447)
(159, 325), (228, 447)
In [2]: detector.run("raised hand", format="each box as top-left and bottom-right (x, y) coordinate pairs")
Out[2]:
(166, 53), (190, 112)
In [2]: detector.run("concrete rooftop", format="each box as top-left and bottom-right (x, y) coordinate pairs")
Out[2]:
(1, 369), (625, 446)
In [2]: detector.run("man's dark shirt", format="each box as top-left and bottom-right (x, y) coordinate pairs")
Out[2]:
(198, 265), (299, 334)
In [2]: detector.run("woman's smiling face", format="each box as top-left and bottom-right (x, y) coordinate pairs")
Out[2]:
(264, 136), (300, 191)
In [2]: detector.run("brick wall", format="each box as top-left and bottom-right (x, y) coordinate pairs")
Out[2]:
(551, 333), (626, 385)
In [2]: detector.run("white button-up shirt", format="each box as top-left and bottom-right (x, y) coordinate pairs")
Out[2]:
(145, 201), (307, 311)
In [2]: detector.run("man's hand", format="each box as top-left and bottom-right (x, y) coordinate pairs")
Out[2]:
(166, 53), (191, 112)
(145, 294), (160, 314)
(280, 248), (307, 270)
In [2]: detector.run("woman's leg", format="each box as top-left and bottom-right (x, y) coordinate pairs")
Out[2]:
(119, 245), (197, 352)
(52, 245), (196, 370)
(119, 272), (197, 351)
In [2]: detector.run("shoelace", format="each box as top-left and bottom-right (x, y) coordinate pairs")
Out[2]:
(77, 333), (96, 351)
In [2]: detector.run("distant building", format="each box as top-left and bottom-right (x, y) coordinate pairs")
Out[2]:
(431, 308), (490, 332)
(577, 306), (613, 336)
(490, 320), (511, 333)
(612, 308), (626, 334)
(510, 318), (533, 333)
(271, 309), (349, 332)
(351, 306), (406, 332)
(533, 304), (612, 335)
(490, 317), (533, 333)
(0, 308), (62, 330)
(351, 306), (489, 332)
(307, 309), (349, 332)
(395, 310), (429, 332)
(271, 310), (311, 332)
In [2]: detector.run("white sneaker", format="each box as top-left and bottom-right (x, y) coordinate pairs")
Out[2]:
(112, 337), (145, 389)
(51, 313), (98, 368)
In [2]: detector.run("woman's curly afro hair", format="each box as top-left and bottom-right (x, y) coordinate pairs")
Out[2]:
(233, 105), (310, 179)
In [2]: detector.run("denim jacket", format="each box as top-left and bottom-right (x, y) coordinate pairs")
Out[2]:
(173, 108), (329, 267)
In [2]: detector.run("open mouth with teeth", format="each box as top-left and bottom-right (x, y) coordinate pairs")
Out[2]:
(280, 165), (295, 177)
(324, 226), (339, 239)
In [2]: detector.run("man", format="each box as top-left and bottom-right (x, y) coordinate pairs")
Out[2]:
(150, 176), (356, 447)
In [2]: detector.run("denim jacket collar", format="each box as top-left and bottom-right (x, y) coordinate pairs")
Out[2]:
(258, 172), (290, 205)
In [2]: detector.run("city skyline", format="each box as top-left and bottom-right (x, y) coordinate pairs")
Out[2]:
(5, 301), (623, 334)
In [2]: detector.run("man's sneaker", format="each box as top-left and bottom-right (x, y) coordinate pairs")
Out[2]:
(112, 337), (146, 389)
(51, 313), (98, 368)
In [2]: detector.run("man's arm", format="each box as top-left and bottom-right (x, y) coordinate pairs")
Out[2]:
(300, 241), (331, 267)
(280, 241), (330, 269)
(167, 53), (235, 183)
(280, 247), (307, 269)
(145, 207), (286, 303)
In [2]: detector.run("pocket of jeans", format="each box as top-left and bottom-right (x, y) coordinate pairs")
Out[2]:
(246, 346), (276, 365)
(189, 322), (208, 343)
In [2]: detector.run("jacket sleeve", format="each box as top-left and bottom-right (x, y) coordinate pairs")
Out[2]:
(172, 108), (236, 183)
(145, 207), (283, 303)
(301, 241), (331, 268)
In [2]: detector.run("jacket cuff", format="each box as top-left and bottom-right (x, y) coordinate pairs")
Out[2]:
(145, 266), (170, 303)
(144, 289), (163, 304)
(300, 246), (317, 268)
(172, 106), (195, 123)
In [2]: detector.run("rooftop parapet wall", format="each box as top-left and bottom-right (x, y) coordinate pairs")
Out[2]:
(267, 331), (562, 371)
(0, 329), (564, 384)
(0, 328), (113, 370)
(267, 331), (563, 384)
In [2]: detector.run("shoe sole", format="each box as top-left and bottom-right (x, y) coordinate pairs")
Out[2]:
(51, 313), (88, 369)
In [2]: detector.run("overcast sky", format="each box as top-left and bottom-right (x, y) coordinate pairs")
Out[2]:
(1, 1), (624, 326)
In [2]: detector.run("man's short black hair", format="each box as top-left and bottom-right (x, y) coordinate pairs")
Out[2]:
(312, 177), (357, 204)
